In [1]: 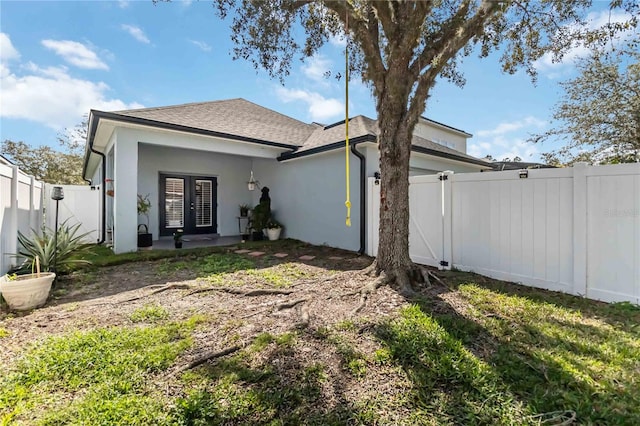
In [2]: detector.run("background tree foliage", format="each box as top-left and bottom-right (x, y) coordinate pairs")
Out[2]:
(533, 48), (640, 165)
(1, 119), (87, 185)
(182, 0), (638, 289)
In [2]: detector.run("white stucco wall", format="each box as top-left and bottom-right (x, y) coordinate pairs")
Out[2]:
(414, 120), (467, 153)
(138, 143), (254, 240)
(252, 149), (362, 252)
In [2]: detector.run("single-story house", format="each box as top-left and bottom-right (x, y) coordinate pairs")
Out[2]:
(82, 98), (491, 254)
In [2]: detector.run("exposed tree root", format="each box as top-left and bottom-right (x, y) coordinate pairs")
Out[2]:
(187, 287), (294, 297)
(351, 272), (391, 315)
(362, 260), (378, 277)
(118, 283), (193, 303)
(426, 270), (448, 288)
(276, 298), (308, 310)
(168, 344), (242, 377)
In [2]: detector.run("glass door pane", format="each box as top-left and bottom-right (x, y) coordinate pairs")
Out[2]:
(195, 179), (212, 227)
(165, 178), (184, 228)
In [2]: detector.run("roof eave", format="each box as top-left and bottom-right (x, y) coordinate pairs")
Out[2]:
(411, 145), (492, 167)
(277, 135), (377, 161)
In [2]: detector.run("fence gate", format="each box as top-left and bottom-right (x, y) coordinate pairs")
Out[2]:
(367, 174), (447, 269)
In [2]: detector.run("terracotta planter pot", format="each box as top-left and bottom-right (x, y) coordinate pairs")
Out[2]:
(0, 272), (55, 311)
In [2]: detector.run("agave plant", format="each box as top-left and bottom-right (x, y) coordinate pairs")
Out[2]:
(13, 220), (94, 274)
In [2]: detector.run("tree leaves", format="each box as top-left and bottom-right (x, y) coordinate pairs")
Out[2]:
(532, 49), (639, 164)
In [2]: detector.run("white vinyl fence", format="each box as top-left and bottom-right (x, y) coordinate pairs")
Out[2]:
(1, 163), (101, 275)
(368, 162), (640, 304)
(0, 163), (45, 274)
(45, 184), (101, 245)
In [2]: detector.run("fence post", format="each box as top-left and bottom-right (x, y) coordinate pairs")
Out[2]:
(573, 162), (588, 297)
(441, 170), (454, 270)
(29, 175), (37, 231)
(7, 166), (19, 270)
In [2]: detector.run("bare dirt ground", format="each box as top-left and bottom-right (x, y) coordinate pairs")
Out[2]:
(0, 244), (416, 373)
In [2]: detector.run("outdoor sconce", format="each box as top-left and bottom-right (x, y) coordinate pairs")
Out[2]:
(50, 186), (64, 278)
(519, 169), (528, 179)
(247, 171), (260, 191)
(374, 171), (381, 185)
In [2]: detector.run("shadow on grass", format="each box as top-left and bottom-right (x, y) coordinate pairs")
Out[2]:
(438, 269), (640, 332)
(172, 333), (366, 425)
(374, 273), (640, 425)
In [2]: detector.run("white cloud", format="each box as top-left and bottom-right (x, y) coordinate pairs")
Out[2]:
(1, 33), (20, 61)
(41, 39), (108, 70)
(276, 87), (344, 122)
(533, 9), (636, 77)
(476, 116), (546, 137)
(1, 61), (143, 130)
(121, 24), (150, 44)
(118, 0), (129, 8)
(329, 34), (347, 48)
(471, 116), (546, 161)
(189, 39), (212, 52)
(301, 54), (333, 85)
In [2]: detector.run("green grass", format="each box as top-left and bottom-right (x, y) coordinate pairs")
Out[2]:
(171, 335), (351, 425)
(3, 247), (639, 425)
(0, 319), (199, 424)
(451, 283), (640, 424)
(129, 304), (170, 323)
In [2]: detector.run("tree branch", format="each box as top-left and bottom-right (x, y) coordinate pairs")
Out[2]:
(407, 0), (502, 124)
(323, 1), (386, 83)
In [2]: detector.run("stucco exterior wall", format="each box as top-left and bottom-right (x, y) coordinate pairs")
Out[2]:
(414, 121), (467, 153)
(138, 143), (254, 240)
(252, 150), (362, 252)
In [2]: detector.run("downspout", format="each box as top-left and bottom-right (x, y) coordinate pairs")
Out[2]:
(82, 112), (106, 244)
(91, 147), (106, 244)
(351, 142), (366, 255)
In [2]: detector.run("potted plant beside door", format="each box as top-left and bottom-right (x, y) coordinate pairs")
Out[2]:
(173, 229), (184, 249)
(266, 220), (283, 241)
(137, 194), (153, 249)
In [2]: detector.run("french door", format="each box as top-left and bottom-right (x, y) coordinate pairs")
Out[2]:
(159, 174), (217, 236)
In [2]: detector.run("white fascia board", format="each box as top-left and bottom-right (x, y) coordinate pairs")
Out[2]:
(411, 150), (491, 171)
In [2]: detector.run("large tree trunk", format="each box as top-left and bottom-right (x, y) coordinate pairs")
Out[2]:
(372, 68), (424, 295)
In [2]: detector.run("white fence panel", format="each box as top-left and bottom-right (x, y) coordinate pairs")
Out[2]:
(0, 164), (44, 274)
(45, 184), (101, 244)
(586, 164), (640, 304)
(452, 169), (574, 294)
(366, 163), (640, 305)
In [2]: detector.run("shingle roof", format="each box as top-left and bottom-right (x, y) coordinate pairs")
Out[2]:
(100, 98), (488, 166)
(294, 115), (489, 166)
(112, 98), (315, 147)
(296, 115), (377, 153)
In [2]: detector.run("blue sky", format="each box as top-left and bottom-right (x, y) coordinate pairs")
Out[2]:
(0, 1), (633, 162)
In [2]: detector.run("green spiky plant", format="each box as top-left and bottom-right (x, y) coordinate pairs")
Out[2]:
(13, 221), (94, 275)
